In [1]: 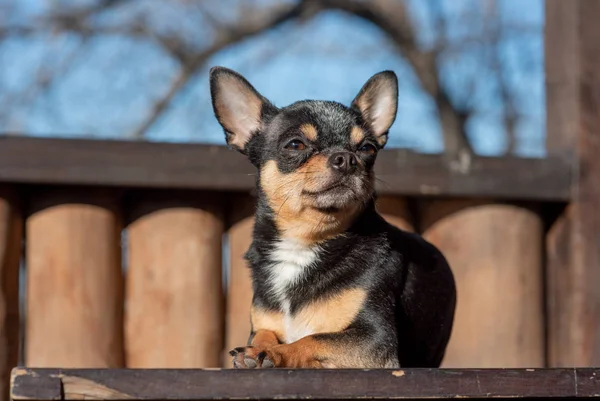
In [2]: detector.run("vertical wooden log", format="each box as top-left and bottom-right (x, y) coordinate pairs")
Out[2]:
(26, 189), (123, 367)
(224, 196), (255, 365)
(125, 193), (224, 368)
(0, 188), (21, 401)
(545, 0), (600, 366)
(376, 196), (414, 232)
(422, 200), (544, 368)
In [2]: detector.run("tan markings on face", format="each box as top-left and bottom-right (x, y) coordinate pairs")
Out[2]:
(299, 154), (330, 192)
(260, 159), (360, 244)
(299, 124), (318, 142)
(290, 288), (367, 339)
(350, 126), (366, 145)
(251, 306), (285, 342)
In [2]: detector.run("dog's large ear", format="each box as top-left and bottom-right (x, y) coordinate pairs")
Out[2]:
(351, 71), (398, 147)
(210, 66), (276, 154)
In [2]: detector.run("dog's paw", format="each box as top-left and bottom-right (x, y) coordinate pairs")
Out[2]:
(229, 346), (276, 369)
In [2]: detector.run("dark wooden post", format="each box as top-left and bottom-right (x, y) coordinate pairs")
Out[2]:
(545, 0), (600, 366)
(0, 187), (21, 401)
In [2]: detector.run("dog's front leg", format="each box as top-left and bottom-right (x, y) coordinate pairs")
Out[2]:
(229, 329), (280, 368)
(231, 329), (398, 369)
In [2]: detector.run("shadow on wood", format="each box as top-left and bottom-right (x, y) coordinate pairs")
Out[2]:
(0, 188), (21, 401)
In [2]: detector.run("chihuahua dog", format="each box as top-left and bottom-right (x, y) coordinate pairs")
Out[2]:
(210, 66), (456, 369)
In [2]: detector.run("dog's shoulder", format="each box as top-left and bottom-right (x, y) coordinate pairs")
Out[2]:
(350, 209), (452, 279)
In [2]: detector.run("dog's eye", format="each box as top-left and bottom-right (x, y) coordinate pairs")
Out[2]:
(358, 143), (377, 155)
(285, 139), (307, 151)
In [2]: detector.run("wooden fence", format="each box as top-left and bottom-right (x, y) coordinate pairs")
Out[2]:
(2, 0), (600, 400)
(0, 137), (570, 371)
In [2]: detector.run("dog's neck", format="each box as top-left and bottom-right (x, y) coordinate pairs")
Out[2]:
(252, 195), (378, 250)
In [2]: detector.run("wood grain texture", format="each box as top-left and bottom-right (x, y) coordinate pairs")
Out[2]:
(545, 0), (600, 367)
(125, 194), (224, 368)
(0, 136), (571, 201)
(375, 196), (414, 232)
(422, 201), (544, 368)
(25, 189), (124, 368)
(11, 367), (600, 400)
(0, 187), (21, 401)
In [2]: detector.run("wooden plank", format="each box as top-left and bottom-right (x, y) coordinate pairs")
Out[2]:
(0, 187), (21, 401)
(10, 368), (61, 401)
(374, 151), (571, 200)
(125, 193), (225, 368)
(545, 0), (600, 366)
(0, 136), (571, 201)
(25, 189), (124, 368)
(10, 367), (600, 400)
(422, 201), (544, 368)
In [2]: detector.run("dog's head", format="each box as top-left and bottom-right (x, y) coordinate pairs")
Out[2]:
(210, 67), (398, 244)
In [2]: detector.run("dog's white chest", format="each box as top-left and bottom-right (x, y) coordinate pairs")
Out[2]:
(268, 239), (319, 343)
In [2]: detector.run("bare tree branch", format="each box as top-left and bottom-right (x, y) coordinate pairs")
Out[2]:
(0, 0), (535, 154)
(0, 37), (89, 129)
(129, 1), (307, 139)
(484, 0), (519, 155)
(43, 0), (127, 26)
(306, 0), (473, 156)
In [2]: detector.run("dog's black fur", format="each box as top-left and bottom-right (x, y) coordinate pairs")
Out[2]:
(210, 66), (456, 369)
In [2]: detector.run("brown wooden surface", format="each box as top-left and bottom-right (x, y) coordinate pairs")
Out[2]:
(0, 136), (571, 201)
(376, 196), (414, 232)
(25, 189), (124, 367)
(11, 367), (600, 400)
(545, 0), (600, 366)
(422, 201), (544, 368)
(0, 188), (21, 401)
(125, 194), (225, 368)
(224, 197), (255, 366)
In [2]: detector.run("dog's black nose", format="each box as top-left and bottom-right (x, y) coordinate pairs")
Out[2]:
(329, 152), (358, 174)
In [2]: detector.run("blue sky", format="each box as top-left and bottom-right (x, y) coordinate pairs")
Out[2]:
(0, 0), (545, 156)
